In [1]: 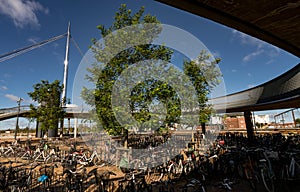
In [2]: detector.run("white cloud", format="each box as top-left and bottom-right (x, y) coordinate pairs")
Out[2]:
(3, 73), (11, 78)
(266, 59), (274, 65)
(52, 42), (59, 49)
(27, 36), (40, 44)
(25, 99), (36, 105)
(0, 86), (8, 91)
(231, 69), (237, 72)
(4, 94), (20, 101)
(232, 30), (281, 63)
(242, 49), (264, 62)
(232, 29), (265, 48)
(0, 0), (49, 28)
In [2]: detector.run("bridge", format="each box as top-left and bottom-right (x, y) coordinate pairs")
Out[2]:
(0, 105), (90, 121)
(210, 63), (300, 113)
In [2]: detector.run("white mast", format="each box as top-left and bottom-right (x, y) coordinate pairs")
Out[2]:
(62, 22), (70, 107)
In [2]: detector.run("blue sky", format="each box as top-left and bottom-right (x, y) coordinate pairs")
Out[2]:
(0, 0), (299, 129)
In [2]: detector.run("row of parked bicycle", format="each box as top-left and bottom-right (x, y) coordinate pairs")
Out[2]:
(114, 132), (300, 192)
(0, 132), (300, 191)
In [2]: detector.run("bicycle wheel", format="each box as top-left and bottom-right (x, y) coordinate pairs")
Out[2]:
(130, 159), (144, 170)
(168, 182), (177, 192)
(244, 168), (257, 191)
(261, 166), (274, 192)
(184, 162), (194, 175)
(168, 164), (176, 180)
(92, 155), (101, 166)
(199, 185), (206, 192)
(237, 164), (244, 178)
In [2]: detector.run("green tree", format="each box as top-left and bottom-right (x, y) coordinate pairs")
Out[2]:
(28, 80), (65, 136)
(82, 4), (173, 135)
(82, 4), (221, 136)
(296, 118), (300, 124)
(183, 50), (221, 125)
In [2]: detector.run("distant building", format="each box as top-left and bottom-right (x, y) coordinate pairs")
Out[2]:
(254, 114), (270, 124)
(209, 115), (223, 125)
(225, 116), (246, 129)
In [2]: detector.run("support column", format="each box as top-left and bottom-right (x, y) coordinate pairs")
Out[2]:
(201, 122), (206, 135)
(60, 119), (64, 135)
(74, 118), (78, 139)
(292, 109), (296, 128)
(35, 120), (39, 138)
(244, 111), (255, 145)
(68, 118), (71, 135)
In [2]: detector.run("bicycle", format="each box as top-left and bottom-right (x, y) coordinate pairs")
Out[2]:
(168, 154), (183, 179)
(158, 178), (176, 192)
(94, 170), (117, 192)
(38, 164), (56, 192)
(183, 150), (196, 175)
(118, 169), (147, 192)
(278, 150), (300, 190)
(180, 178), (206, 192)
(17, 162), (39, 191)
(280, 151), (300, 180)
(238, 147), (275, 192)
(214, 178), (236, 192)
(63, 164), (87, 192)
(77, 147), (104, 166)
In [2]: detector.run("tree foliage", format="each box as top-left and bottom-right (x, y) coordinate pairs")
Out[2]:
(28, 80), (65, 132)
(82, 4), (221, 136)
(184, 50), (221, 124)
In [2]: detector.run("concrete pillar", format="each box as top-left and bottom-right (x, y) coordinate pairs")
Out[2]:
(68, 118), (71, 134)
(244, 111), (255, 145)
(74, 118), (78, 138)
(201, 122), (206, 135)
(35, 120), (39, 138)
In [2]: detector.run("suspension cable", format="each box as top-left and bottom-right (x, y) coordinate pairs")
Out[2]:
(71, 36), (84, 57)
(0, 33), (67, 63)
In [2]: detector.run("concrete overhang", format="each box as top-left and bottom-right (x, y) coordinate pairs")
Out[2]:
(156, 0), (300, 57)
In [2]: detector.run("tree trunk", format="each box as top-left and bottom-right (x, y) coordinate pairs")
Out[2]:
(48, 119), (59, 137)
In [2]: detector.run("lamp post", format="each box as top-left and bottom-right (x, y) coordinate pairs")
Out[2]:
(15, 97), (23, 140)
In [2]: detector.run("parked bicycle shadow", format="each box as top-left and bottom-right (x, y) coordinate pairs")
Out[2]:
(275, 179), (300, 192)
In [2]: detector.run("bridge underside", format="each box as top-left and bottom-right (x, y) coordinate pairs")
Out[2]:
(0, 111), (91, 121)
(211, 63), (300, 113)
(222, 95), (300, 113)
(156, 0), (300, 57)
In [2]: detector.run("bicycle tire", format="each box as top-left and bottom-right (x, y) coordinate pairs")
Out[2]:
(244, 168), (257, 191)
(261, 166), (275, 192)
(199, 185), (206, 192)
(92, 155), (100, 166)
(237, 164), (244, 178)
(184, 162), (194, 175)
(248, 179), (257, 192)
(168, 164), (176, 180)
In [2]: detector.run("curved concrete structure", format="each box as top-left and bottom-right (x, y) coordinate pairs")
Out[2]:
(156, 0), (300, 57)
(210, 63), (300, 113)
(0, 106), (90, 121)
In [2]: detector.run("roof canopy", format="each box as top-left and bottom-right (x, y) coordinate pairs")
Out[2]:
(156, 0), (300, 57)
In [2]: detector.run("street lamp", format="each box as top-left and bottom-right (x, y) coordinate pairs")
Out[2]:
(14, 97), (23, 140)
